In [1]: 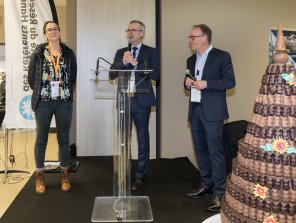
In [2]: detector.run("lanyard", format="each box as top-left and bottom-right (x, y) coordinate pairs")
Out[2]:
(49, 47), (61, 75)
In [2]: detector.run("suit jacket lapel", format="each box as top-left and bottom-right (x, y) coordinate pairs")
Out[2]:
(137, 44), (145, 63)
(202, 48), (215, 78)
(188, 55), (196, 74)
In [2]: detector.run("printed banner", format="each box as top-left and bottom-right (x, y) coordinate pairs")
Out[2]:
(4, 0), (57, 128)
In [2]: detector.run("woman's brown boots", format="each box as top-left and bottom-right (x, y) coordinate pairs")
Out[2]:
(61, 168), (71, 192)
(35, 168), (71, 194)
(35, 170), (46, 195)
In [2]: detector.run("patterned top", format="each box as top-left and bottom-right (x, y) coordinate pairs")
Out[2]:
(40, 46), (71, 101)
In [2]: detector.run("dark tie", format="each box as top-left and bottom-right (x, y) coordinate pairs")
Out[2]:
(132, 47), (138, 59)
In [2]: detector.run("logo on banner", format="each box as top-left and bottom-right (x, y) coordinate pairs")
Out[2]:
(19, 95), (34, 120)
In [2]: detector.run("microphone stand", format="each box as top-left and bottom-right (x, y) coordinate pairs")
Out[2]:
(98, 57), (120, 70)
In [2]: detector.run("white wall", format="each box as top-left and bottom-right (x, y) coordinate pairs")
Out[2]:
(76, 0), (156, 157)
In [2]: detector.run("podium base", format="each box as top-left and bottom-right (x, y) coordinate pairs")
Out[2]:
(91, 196), (153, 222)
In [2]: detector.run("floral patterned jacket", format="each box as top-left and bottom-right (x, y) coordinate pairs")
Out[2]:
(28, 43), (77, 111)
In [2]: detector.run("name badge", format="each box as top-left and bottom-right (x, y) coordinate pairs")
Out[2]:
(51, 81), (60, 98)
(190, 87), (201, 102)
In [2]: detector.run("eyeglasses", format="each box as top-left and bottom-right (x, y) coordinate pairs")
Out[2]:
(188, 34), (205, 41)
(126, 29), (142, 33)
(46, 27), (60, 33)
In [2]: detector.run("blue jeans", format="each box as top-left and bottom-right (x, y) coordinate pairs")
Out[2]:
(34, 101), (73, 169)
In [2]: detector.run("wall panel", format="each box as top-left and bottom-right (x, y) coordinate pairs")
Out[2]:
(76, 0), (156, 157)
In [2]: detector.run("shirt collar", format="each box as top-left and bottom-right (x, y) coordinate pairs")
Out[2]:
(196, 45), (213, 57)
(132, 43), (143, 50)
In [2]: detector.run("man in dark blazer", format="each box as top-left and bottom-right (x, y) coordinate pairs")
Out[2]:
(184, 24), (235, 212)
(110, 20), (160, 191)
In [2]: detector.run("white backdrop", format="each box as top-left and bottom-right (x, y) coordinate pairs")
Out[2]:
(76, 0), (156, 157)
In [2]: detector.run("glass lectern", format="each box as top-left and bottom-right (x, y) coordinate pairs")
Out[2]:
(90, 68), (153, 222)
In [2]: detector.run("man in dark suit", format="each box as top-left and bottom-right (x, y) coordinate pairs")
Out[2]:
(184, 24), (235, 212)
(110, 20), (160, 191)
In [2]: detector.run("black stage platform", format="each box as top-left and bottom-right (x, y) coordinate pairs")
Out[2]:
(1, 157), (218, 223)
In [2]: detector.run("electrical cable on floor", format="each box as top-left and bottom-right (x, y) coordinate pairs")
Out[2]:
(6, 173), (27, 184)
(13, 128), (30, 170)
(8, 129), (30, 169)
(6, 165), (31, 185)
(4, 129), (31, 184)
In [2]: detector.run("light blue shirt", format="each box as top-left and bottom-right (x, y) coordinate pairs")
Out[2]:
(195, 45), (213, 80)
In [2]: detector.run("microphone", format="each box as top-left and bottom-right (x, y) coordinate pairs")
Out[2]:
(185, 69), (196, 81)
(126, 40), (132, 68)
(128, 40), (132, 52)
(95, 57), (120, 81)
(95, 58), (100, 76)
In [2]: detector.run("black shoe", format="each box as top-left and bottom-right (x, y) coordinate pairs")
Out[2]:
(132, 178), (146, 191)
(206, 196), (221, 212)
(186, 187), (213, 198)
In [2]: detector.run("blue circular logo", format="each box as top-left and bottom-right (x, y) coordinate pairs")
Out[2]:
(19, 95), (34, 120)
